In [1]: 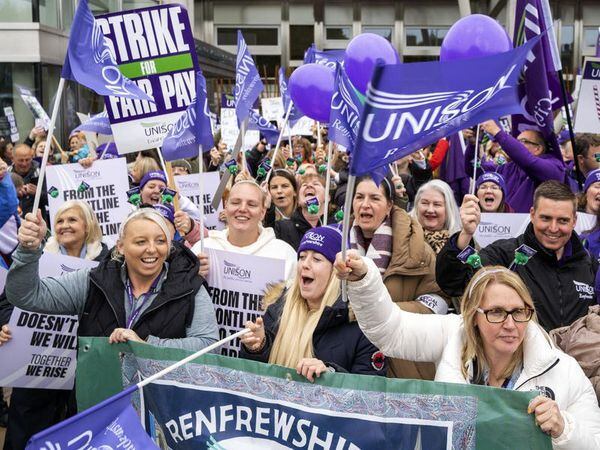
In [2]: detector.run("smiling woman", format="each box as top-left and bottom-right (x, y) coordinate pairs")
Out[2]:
(240, 226), (386, 381)
(44, 200), (108, 261)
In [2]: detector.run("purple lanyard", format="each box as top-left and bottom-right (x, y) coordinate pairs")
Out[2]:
(125, 271), (163, 329)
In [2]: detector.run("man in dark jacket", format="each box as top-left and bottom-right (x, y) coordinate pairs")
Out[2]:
(8, 143), (48, 222)
(436, 181), (597, 332)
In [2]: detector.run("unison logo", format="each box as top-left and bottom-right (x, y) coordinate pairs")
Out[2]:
(361, 64), (517, 150)
(478, 222), (511, 235)
(223, 260), (251, 279)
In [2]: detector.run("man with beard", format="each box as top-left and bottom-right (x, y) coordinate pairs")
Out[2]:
(436, 181), (597, 331)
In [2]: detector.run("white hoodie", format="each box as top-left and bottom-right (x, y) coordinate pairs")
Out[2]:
(192, 226), (297, 281)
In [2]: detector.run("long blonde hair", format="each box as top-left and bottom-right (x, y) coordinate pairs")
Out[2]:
(460, 266), (537, 381)
(268, 269), (341, 368)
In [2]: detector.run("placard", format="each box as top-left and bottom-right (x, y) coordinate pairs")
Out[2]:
(99, 4), (200, 153)
(574, 57), (600, 133)
(174, 173), (224, 230)
(16, 84), (50, 129)
(0, 253), (98, 389)
(3, 106), (20, 142)
(45, 158), (131, 247)
(205, 249), (285, 357)
(220, 107), (259, 151)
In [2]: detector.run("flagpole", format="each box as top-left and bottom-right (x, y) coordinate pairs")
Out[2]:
(265, 101), (293, 184)
(469, 125), (480, 196)
(198, 146), (205, 253)
(340, 174), (356, 302)
(157, 147), (180, 211)
(32, 77), (65, 215)
(316, 121), (322, 151)
(138, 328), (250, 388)
(323, 140), (334, 224)
(557, 69), (582, 190)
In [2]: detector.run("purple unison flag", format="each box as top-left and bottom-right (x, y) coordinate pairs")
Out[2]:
(247, 109), (280, 145)
(278, 67), (303, 126)
(73, 110), (112, 135)
(26, 385), (158, 450)
(596, 28), (600, 57)
(162, 70), (214, 161)
(61, 0), (154, 103)
(235, 31), (264, 127)
(303, 44), (345, 69)
(349, 38), (539, 179)
(512, 0), (565, 138)
(329, 63), (363, 152)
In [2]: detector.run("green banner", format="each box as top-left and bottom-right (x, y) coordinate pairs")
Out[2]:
(118, 53), (194, 79)
(77, 337), (551, 449)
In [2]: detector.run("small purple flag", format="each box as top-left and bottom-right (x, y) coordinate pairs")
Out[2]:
(162, 70), (214, 161)
(596, 27), (600, 57)
(278, 67), (303, 126)
(235, 31), (264, 127)
(247, 110), (280, 145)
(73, 110), (112, 135)
(61, 0), (154, 103)
(303, 44), (345, 69)
(350, 37), (539, 180)
(26, 385), (158, 450)
(512, 0), (565, 139)
(329, 63), (363, 152)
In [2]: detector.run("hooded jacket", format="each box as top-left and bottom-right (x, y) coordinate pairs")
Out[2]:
(436, 223), (597, 331)
(240, 284), (386, 376)
(194, 226), (297, 281)
(465, 131), (565, 213)
(349, 257), (600, 450)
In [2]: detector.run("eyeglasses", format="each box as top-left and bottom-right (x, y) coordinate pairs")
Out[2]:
(518, 138), (543, 148)
(478, 184), (501, 192)
(476, 307), (534, 323)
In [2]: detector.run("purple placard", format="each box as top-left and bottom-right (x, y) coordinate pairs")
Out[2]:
(98, 4), (200, 153)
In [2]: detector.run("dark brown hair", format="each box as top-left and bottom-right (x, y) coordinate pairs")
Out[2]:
(533, 180), (576, 212)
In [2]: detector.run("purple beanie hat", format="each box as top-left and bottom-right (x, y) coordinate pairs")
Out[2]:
(475, 172), (506, 196)
(298, 226), (342, 264)
(584, 169), (600, 193)
(140, 170), (167, 190)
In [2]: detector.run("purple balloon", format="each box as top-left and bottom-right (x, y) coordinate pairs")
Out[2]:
(440, 14), (512, 62)
(345, 33), (398, 94)
(289, 63), (335, 123)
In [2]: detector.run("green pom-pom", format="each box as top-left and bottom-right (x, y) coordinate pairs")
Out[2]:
(298, 168), (305, 175)
(286, 158), (295, 166)
(318, 164), (327, 173)
(129, 193), (141, 206)
(513, 252), (530, 266)
(228, 165), (239, 175)
(475, 161), (481, 168)
(257, 167), (266, 177)
(162, 194), (174, 204)
(307, 204), (319, 215)
(466, 254), (482, 269)
(335, 210), (344, 222)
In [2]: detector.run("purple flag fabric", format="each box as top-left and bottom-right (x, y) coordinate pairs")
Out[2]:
(162, 70), (214, 161)
(439, 134), (471, 205)
(235, 31), (264, 127)
(303, 44), (345, 69)
(73, 110), (112, 135)
(512, 0), (565, 138)
(596, 28), (600, 57)
(278, 67), (303, 126)
(329, 63), (363, 152)
(61, 0), (154, 102)
(247, 109), (280, 145)
(350, 37), (539, 179)
(26, 385), (158, 450)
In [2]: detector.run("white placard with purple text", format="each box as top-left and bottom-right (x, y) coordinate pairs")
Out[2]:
(0, 253), (98, 389)
(174, 173), (225, 230)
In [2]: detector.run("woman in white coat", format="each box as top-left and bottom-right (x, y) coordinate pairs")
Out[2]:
(335, 252), (600, 450)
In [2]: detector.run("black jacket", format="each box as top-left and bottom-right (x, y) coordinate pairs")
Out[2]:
(272, 209), (321, 251)
(78, 242), (202, 339)
(240, 292), (386, 376)
(436, 223), (598, 331)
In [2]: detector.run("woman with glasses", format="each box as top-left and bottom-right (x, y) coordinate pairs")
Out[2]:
(336, 255), (600, 449)
(466, 120), (565, 213)
(475, 172), (514, 213)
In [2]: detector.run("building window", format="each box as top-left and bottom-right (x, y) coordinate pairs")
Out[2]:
(405, 27), (449, 47)
(583, 26), (600, 48)
(326, 27), (352, 41)
(362, 26), (393, 42)
(560, 25), (574, 69)
(89, 0), (120, 16)
(122, 0), (160, 11)
(217, 27), (279, 46)
(290, 25), (314, 60)
(0, 0), (32, 22)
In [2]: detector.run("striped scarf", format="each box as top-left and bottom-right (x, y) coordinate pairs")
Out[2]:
(350, 216), (393, 274)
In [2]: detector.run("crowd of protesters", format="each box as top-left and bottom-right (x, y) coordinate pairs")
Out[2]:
(1, 119), (600, 449)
